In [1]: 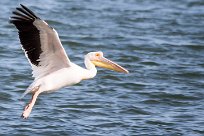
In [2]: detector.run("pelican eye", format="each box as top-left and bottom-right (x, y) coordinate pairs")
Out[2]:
(95, 53), (100, 57)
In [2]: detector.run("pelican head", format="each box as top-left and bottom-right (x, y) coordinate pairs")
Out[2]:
(86, 51), (129, 74)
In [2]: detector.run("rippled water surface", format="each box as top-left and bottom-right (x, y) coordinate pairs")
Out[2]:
(1, 0), (204, 135)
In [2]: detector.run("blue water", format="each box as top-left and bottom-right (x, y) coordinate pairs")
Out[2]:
(0, 0), (204, 135)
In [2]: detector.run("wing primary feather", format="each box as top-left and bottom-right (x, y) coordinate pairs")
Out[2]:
(11, 16), (30, 21)
(20, 4), (40, 19)
(10, 4), (42, 66)
(12, 11), (32, 20)
(16, 7), (36, 19)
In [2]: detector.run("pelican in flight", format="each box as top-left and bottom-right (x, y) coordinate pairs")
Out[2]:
(10, 4), (128, 119)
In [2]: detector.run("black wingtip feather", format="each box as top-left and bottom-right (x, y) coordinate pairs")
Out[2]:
(12, 11), (32, 20)
(10, 4), (40, 24)
(10, 4), (43, 66)
(20, 4), (40, 19)
(16, 7), (35, 20)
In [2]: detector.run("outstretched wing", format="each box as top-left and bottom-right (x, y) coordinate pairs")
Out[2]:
(10, 4), (71, 79)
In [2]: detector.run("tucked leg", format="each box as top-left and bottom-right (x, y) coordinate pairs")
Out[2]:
(22, 87), (41, 119)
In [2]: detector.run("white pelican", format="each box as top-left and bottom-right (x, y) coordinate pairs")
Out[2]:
(10, 4), (129, 119)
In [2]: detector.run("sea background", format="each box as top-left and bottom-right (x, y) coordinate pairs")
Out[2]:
(0, 0), (204, 135)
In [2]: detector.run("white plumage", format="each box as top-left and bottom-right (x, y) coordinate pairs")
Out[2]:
(10, 4), (128, 119)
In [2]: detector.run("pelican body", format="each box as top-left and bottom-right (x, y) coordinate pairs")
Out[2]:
(10, 4), (128, 119)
